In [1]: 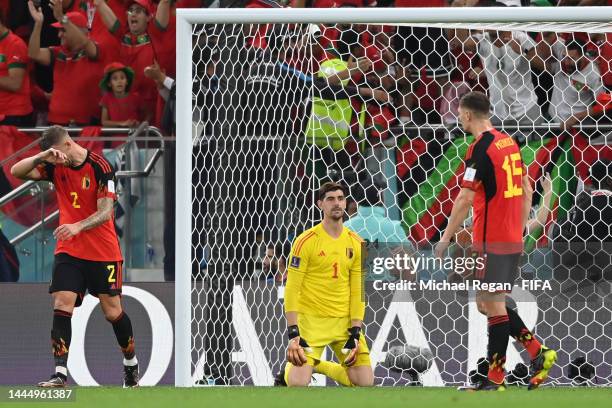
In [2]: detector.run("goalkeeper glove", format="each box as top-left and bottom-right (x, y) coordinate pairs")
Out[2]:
(341, 326), (361, 366)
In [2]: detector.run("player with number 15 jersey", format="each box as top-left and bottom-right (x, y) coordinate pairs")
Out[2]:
(461, 127), (525, 255)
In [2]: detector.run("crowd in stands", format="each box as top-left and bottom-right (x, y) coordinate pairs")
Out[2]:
(0, 0), (610, 131)
(0, 0), (191, 129)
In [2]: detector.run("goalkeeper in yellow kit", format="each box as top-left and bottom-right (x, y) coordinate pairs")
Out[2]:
(279, 182), (373, 387)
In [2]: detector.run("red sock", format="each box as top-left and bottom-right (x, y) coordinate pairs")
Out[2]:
(488, 353), (507, 385)
(517, 328), (542, 360)
(507, 307), (542, 360)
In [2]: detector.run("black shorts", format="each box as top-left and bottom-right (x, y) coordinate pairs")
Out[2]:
(474, 253), (521, 289)
(394, 26), (453, 77)
(49, 253), (123, 307)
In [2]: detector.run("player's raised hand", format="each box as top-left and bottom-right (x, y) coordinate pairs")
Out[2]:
(341, 326), (361, 367)
(54, 223), (83, 241)
(28, 1), (44, 24)
(37, 148), (68, 165)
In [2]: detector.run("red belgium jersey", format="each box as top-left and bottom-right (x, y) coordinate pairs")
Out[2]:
(38, 150), (123, 261)
(460, 129), (525, 254)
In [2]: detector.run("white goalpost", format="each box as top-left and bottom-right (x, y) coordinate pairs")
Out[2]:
(176, 7), (612, 388)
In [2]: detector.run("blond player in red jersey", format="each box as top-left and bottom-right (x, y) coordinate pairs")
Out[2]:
(11, 126), (139, 388)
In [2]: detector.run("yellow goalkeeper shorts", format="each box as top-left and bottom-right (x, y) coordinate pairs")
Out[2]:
(297, 313), (371, 368)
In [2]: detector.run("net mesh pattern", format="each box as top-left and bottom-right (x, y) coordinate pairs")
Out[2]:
(187, 20), (612, 387)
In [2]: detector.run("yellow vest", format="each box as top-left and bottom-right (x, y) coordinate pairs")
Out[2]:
(306, 59), (365, 151)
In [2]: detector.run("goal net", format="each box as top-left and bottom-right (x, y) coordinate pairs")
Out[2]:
(175, 7), (612, 387)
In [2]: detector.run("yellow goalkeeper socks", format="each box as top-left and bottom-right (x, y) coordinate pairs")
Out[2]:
(314, 360), (353, 387)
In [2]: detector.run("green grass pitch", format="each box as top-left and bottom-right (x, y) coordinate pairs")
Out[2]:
(1, 386), (610, 408)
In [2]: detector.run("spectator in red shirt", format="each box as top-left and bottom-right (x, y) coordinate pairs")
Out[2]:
(141, 0), (201, 80)
(95, 0), (170, 124)
(62, 0), (128, 65)
(148, 0), (174, 79)
(99, 62), (144, 128)
(240, 0), (283, 49)
(0, 9), (33, 126)
(28, 1), (105, 126)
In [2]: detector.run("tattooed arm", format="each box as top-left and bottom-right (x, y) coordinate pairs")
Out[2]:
(53, 197), (114, 241)
(78, 197), (114, 231)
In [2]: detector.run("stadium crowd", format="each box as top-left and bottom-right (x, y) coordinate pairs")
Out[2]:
(0, 0), (192, 128)
(0, 0), (610, 131)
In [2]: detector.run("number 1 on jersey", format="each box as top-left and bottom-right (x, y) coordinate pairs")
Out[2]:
(332, 262), (338, 279)
(502, 153), (523, 198)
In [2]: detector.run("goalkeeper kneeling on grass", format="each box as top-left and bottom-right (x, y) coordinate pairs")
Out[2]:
(276, 182), (373, 387)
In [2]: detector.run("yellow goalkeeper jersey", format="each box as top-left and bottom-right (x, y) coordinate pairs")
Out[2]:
(284, 223), (365, 320)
